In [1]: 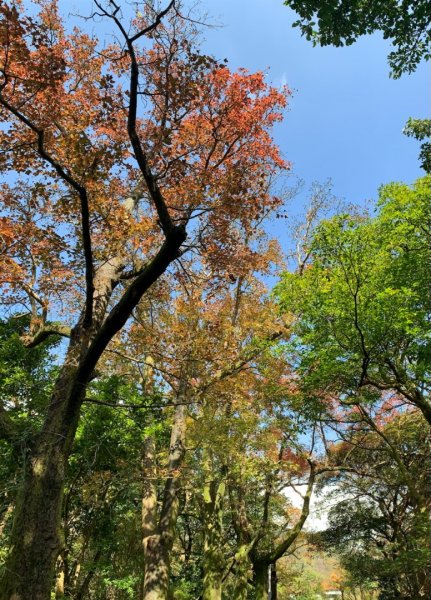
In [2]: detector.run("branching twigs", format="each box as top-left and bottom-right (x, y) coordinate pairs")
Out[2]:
(267, 460), (316, 563)
(0, 89), (95, 328)
(94, 0), (178, 237)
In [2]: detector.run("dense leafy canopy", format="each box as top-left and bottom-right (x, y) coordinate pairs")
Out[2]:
(0, 1), (429, 599)
(276, 177), (431, 426)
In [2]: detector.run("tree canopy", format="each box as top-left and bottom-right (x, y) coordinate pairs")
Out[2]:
(0, 1), (429, 599)
(283, 0), (431, 77)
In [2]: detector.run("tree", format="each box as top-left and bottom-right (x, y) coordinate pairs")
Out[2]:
(282, 1), (430, 171)
(282, 0), (431, 77)
(320, 410), (431, 599)
(275, 176), (431, 428)
(123, 268), (284, 599)
(0, 1), (289, 597)
(0, 315), (58, 560)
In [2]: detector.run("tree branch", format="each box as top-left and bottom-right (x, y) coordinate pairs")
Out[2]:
(77, 226), (186, 385)
(22, 323), (72, 348)
(0, 93), (94, 327)
(268, 461), (316, 563)
(95, 0), (177, 236)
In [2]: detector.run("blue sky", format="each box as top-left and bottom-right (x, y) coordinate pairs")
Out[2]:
(201, 0), (429, 213)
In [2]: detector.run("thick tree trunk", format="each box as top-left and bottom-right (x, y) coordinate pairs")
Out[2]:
(253, 561), (269, 600)
(0, 337), (85, 600)
(142, 534), (171, 600)
(0, 228), (185, 599)
(202, 538), (223, 600)
(232, 545), (251, 600)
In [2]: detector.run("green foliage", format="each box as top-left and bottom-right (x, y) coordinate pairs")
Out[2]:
(281, 566), (323, 599)
(283, 0), (431, 77)
(102, 574), (140, 599)
(0, 315), (58, 425)
(404, 118), (431, 173)
(60, 374), (171, 599)
(0, 315), (59, 548)
(275, 177), (431, 422)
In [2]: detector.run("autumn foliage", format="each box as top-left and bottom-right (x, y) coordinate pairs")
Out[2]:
(0, 2), (291, 598)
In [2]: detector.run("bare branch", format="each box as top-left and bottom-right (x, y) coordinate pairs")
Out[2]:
(22, 323), (72, 348)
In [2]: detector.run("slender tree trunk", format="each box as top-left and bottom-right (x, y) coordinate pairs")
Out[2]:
(202, 451), (225, 600)
(0, 504), (13, 537)
(268, 562), (277, 600)
(74, 549), (102, 600)
(141, 424), (162, 598)
(140, 357), (159, 600)
(55, 553), (68, 599)
(142, 395), (187, 600)
(55, 565), (65, 599)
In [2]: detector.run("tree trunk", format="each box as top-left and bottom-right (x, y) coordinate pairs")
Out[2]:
(0, 338), (85, 600)
(74, 549), (102, 600)
(253, 561), (269, 600)
(202, 533), (223, 600)
(140, 356), (159, 600)
(202, 453), (225, 600)
(0, 228), (185, 599)
(142, 534), (171, 600)
(55, 553), (67, 599)
(142, 394), (187, 600)
(268, 563), (277, 600)
(232, 545), (251, 600)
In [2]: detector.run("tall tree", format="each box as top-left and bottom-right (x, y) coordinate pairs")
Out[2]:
(275, 177), (431, 428)
(0, 2), (289, 597)
(112, 259), (285, 599)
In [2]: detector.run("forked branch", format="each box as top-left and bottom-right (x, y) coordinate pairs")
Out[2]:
(94, 0), (177, 236)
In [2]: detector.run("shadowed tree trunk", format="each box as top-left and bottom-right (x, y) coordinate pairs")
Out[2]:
(0, 333), (87, 600)
(0, 224), (186, 600)
(202, 451), (226, 600)
(253, 561), (269, 600)
(269, 563), (277, 600)
(141, 382), (188, 600)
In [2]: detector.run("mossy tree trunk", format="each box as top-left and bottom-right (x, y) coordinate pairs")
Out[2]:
(202, 451), (226, 600)
(142, 391), (188, 600)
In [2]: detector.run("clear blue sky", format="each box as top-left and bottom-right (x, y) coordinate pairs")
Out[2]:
(201, 0), (429, 211)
